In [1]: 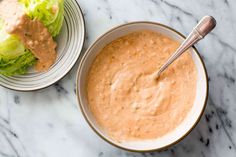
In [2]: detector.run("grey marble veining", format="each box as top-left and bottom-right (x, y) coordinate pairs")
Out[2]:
(0, 0), (236, 156)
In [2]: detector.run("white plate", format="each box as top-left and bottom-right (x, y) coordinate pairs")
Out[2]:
(76, 22), (208, 152)
(0, 0), (85, 91)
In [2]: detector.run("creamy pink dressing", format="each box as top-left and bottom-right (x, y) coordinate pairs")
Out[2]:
(87, 30), (197, 141)
(0, 0), (57, 71)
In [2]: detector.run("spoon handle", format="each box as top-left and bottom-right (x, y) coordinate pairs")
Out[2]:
(156, 16), (216, 78)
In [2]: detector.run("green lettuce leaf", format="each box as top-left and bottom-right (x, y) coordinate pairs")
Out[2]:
(0, 49), (36, 76)
(0, 35), (26, 59)
(0, 0), (64, 76)
(0, 19), (36, 76)
(19, 0), (65, 37)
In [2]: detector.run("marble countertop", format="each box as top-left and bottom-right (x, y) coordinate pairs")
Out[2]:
(1, 0), (236, 156)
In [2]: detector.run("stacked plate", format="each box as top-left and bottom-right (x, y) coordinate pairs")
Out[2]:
(0, 0), (85, 91)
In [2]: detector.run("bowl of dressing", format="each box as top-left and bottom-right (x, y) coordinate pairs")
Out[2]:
(76, 22), (208, 152)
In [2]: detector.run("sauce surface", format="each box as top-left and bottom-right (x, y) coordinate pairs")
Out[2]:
(87, 30), (197, 141)
(0, 0), (57, 71)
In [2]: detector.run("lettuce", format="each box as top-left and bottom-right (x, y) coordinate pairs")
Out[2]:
(0, 19), (36, 76)
(19, 0), (64, 37)
(0, 35), (26, 59)
(0, 0), (64, 76)
(0, 49), (36, 76)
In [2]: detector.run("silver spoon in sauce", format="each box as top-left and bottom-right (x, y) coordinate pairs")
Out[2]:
(156, 15), (216, 79)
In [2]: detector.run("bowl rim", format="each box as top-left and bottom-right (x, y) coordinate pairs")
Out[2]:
(76, 21), (209, 152)
(0, 0), (86, 92)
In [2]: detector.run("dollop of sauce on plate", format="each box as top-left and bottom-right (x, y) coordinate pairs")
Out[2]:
(0, 0), (57, 71)
(87, 30), (197, 141)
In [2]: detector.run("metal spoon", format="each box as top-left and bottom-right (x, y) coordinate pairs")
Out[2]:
(156, 16), (216, 79)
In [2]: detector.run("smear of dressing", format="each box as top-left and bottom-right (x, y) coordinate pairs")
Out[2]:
(87, 30), (197, 141)
(0, 0), (57, 71)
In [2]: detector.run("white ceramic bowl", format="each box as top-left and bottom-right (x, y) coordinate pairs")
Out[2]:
(0, 0), (85, 91)
(76, 22), (208, 152)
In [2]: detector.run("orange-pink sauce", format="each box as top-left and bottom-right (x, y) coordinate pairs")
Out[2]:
(87, 30), (197, 141)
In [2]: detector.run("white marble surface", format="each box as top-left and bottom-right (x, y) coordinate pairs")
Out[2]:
(1, 0), (236, 156)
